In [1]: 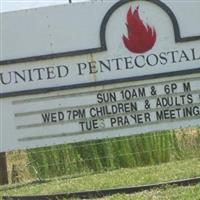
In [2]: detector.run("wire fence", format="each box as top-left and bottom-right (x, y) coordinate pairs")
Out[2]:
(1, 128), (199, 187)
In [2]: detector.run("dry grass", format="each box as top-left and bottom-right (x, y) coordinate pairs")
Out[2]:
(6, 150), (33, 183)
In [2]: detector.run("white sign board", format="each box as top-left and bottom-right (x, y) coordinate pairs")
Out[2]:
(0, 0), (200, 152)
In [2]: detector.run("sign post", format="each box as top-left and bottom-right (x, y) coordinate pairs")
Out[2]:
(0, 152), (8, 185)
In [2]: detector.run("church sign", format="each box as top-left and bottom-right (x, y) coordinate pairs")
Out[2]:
(0, 0), (200, 152)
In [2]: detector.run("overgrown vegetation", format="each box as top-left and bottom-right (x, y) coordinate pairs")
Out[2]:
(1, 128), (200, 199)
(25, 128), (200, 180)
(1, 158), (200, 199)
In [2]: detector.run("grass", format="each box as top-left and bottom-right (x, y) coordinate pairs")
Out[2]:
(1, 128), (200, 199)
(25, 129), (200, 180)
(0, 158), (200, 199)
(26, 131), (173, 179)
(100, 185), (200, 200)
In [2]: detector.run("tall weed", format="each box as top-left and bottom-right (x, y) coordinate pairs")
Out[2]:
(27, 129), (200, 179)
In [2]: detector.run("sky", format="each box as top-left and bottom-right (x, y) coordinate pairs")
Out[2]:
(1, 0), (90, 13)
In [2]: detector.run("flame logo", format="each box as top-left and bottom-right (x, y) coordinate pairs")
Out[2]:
(123, 6), (157, 54)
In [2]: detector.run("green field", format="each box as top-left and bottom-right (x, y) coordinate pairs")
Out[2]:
(1, 158), (200, 199)
(1, 129), (200, 199)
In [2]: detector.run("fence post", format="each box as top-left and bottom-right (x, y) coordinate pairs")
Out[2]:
(0, 152), (9, 185)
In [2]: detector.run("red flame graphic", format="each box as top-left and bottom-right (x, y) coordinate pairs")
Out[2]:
(123, 6), (156, 54)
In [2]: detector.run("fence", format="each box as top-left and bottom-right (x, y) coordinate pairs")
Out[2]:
(1, 128), (200, 187)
